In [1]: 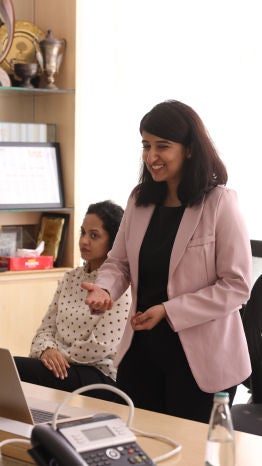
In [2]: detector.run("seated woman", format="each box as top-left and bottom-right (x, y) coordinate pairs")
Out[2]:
(15, 200), (131, 401)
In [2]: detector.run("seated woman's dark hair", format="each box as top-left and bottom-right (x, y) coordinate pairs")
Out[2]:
(133, 100), (228, 206)
(86, 200), (124, 249)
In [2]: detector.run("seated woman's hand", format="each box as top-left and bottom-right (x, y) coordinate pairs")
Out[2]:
(81, 282), (114, 313)
(40, 348), (70, 379)
(131, 304), (166, 330)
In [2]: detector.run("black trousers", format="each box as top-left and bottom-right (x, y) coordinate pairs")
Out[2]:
(14, 356), (117, 402)
(116, 320), (237, 423)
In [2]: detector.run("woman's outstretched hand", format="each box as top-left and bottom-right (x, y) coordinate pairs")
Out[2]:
(81, 282), (114, 313)
(131, 304), (166, 330)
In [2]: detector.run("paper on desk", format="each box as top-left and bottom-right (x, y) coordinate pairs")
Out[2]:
(0, 417), (33, 438)
(0, 417), (33, 464)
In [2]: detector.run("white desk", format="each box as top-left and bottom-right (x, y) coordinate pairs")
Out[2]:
(0, 382), (261, 465)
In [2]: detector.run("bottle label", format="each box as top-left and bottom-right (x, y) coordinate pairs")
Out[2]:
(205, 439), (235, 466)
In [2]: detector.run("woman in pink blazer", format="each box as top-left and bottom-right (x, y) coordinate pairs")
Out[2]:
(82, 100), (252, 422)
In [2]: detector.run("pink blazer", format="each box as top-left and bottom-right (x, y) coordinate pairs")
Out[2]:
(95, 186), (252, 393)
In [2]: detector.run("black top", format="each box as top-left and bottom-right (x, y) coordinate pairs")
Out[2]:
(137, 205), (185, 312)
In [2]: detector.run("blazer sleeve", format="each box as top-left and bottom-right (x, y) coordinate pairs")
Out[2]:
(95, 196), (133, 301)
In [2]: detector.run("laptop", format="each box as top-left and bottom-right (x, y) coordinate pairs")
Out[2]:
(0, 348), (93, 425)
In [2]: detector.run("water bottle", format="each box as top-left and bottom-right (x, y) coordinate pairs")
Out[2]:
(205, 392), (235, 466)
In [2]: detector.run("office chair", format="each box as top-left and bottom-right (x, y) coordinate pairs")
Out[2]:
(231, 275), (262, 435)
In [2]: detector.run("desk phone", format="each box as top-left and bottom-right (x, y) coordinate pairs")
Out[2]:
(29, 413), (156, 465)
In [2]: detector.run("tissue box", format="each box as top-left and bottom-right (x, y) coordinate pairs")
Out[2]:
(0, 256), (54, 271)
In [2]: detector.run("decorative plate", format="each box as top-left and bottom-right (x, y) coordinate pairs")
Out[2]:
(0, 66), (11, 86)
(0, 20), (45, 74)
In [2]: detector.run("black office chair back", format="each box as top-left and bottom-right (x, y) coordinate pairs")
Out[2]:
(241, 274), (262, 403)
(231, 403), (262, 435)
(231, 275), (262, 435)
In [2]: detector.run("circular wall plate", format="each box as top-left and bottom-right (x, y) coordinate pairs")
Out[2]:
(0, 20), (45, 74)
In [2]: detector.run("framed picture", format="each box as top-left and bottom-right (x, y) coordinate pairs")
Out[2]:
(0, 142), (64, 209)
(0, 226), (20, 256)
(37, 213), (69, 266)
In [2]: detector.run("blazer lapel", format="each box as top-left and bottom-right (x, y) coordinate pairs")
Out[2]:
(169, 200), (205, 273)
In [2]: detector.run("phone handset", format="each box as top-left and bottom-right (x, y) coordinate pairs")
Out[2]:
(29, 424), (86, 466)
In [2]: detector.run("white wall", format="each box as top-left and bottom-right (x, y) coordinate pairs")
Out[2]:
(77, 0), (262, 239)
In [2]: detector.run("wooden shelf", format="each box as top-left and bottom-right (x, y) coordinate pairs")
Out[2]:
(0, 267), (71, 281)
(0, 86), (75, 95)
(0, 207), (74, 213)
(0, 0), (79, 356)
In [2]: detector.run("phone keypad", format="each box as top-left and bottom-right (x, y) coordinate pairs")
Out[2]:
(80, 442), (154, 465)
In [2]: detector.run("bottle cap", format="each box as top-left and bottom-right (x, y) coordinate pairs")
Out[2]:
(214, 391), (229, 399)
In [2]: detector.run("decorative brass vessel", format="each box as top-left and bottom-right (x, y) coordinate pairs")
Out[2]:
(37, 29), (66, 89)
(14, 62), (38, 88)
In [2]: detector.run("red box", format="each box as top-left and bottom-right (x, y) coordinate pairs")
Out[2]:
(0, 256), (54, 271)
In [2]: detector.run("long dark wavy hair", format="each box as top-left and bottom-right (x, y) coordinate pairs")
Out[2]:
(133, 100), (228, 206)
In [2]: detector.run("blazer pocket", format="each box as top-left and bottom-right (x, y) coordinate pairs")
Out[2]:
(188, 235), (215, 248)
